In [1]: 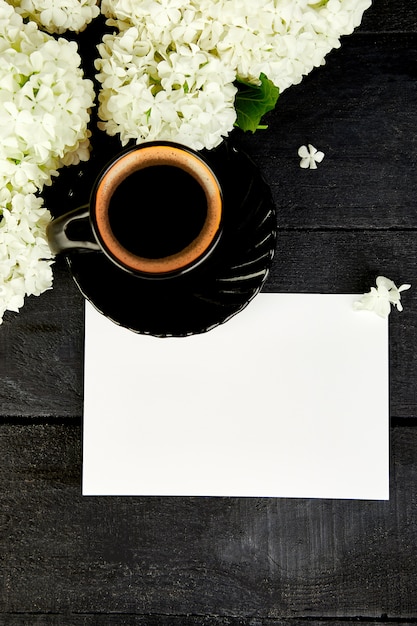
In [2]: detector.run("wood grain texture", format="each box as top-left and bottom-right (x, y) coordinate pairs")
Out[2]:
(0, 425), (416, 620)
(358, 0), (417, 32)
(235, 33), (417, 229)
(2, 613), (417, 626)
(0, 259), (84, 419)
(2, 613), (416, 626)
(1, 1), (416, 624)
(2, 230), (416, 419)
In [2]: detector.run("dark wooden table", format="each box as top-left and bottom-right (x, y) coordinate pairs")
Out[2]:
(1, 1), (417, 623)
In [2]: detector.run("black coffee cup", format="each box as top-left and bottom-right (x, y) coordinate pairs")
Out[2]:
(47, 142), (223, 277)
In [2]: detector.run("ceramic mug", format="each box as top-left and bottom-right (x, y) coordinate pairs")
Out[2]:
(47, 141), (223, 277)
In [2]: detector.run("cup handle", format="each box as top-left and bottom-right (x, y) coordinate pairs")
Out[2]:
(46, 204), (100, 255)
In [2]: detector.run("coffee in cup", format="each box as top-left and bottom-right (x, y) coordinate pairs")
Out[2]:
(47, 142), (223, 278)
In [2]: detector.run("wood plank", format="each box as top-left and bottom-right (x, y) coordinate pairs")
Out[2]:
(0, 2), (416, 624)
(1, 618), (417, 626)
(0, 425), (416, 619)
(1, 229), (415, 419)
(235, 33), (417, 229)
(359, 0), (417, 32)
(0, 260), (84, 419)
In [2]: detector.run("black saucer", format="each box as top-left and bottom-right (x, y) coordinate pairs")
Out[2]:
(49, 140), (276, 337)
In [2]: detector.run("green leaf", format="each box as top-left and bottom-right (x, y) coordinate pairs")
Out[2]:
(234, 73), (279, 133)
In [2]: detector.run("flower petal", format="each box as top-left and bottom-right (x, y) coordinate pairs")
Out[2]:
(298, 145), (309, 158)
(376, 276), (394, 290)
(398, 283), (411, 292)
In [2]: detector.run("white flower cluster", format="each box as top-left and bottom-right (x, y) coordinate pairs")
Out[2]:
(97, 0), (372, 150)
(354, 276), (411, 318)
(0, 192), (53, 320)
(96, 30), (237, 150)
(0, 0), (95, 321)
(7, 0), (100, 34)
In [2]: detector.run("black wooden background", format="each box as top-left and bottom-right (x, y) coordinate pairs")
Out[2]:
(1, 0), (417, 623)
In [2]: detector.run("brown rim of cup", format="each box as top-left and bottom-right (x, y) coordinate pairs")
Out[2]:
(93, 145), (223, 275)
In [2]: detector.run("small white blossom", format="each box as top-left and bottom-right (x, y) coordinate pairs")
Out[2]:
(298, 144), (325, 169)
(354, 276), (411, 318)
(6, 0), (100, 34)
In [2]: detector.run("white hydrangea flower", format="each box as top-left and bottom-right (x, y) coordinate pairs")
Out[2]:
(100, 0), (372, 91)
(0, 0), (96, 322)
(98, 0), (372, 148)
(101, 0), (194, 39)
(0, 192), (54, 322)
(6, 0), (100, 34)
(354, 276), (411, 318)
(0, 3), (96, 189)
(96, 29), (237, 150)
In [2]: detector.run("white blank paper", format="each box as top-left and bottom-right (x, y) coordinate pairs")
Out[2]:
(82, 293), (389, 499)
